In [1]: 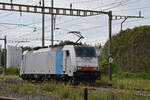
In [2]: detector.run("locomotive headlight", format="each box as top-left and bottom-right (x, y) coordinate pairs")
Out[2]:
(93, 67), (99, 71)
(77, 66), (82, 70)
(93, 67), (97, 70)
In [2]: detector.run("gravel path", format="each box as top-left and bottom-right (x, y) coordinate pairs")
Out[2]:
(0, 91), (61, 100)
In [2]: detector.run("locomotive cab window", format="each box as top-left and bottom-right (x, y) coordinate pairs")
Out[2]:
(75, 47), (96, 57)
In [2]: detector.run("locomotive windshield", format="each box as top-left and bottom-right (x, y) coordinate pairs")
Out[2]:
(75, 47), (96, 57)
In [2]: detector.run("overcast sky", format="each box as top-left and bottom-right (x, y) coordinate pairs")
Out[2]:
(0, 0), (149, 47)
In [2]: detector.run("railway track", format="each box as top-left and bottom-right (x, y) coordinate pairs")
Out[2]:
(72, 86), (150, 97)
(2, 80), (150, 97)
(0, 97), (16, 100)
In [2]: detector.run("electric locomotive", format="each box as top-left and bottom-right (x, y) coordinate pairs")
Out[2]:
(20, 45), (101, 83)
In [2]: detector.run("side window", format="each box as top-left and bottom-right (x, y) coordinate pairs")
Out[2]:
(66, 50), (70, 57)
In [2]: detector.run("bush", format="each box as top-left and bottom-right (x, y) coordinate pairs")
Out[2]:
(0, 67), (20, 75)
(0, 68), (3, 74)
(99, 59), (117, 75)
(99, 59), (108, 74)
(6, 67), (20, 75)
(100, 26), (150, 73)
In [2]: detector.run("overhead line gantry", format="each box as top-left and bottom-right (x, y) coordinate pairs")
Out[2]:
(0, 2), (108, 16)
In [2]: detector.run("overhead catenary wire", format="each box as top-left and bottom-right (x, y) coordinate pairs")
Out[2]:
(9, 13), (147, 41)
(0, 0), (149, 45)
(0, 23), (36, 28)
(54, 1), (145, 29)
(94, 1), (125, 10)
(77, 17), (150, 31)
(0, 24), (12, 30)
(72, 0), (100, 4)
(94, 0), (141, 10)
(0, 0), (140, 31)
(57, 2), (147, 32)
(59, 0), (144, 26)
(113, 6), (150, 12)
(0, 12), (15, 19)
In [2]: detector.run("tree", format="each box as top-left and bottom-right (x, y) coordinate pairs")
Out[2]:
(100, 26), (150, 73)
(58, 40), (83, 46)
(21, 46), (32, 52)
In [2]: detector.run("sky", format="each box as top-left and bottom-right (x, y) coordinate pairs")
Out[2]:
(0, 0), (149, 47)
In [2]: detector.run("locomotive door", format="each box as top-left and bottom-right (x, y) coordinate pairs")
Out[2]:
(62, 50), (70, 73)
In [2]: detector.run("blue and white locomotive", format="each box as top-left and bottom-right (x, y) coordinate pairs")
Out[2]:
(20, 45), (101, 83)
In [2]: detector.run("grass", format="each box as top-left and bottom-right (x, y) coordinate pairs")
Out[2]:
(95, 75), (150, 90)
(88, 90), (149, 100)
(0, 67), (20, 75)
(0, 75), (149, 100)
(0, 74), (22, 80)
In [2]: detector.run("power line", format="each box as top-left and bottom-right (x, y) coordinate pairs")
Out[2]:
(94, 0), (141, 11)
(53, 1), (123, 27)
(26, 15), (102, 34)
(0, 23), (40, 34)
(23, 0), (32, 4)
(0, 0), (143, 35)
(0, 0), (148, 46)
(0, 12), (14, 18)
(78, 17), (150, 31)
(53, 1), (149, 29)
(29, 13), (148, 36)
(72, 0), (100, 4)
(0, 26), (20, 32)
(0, 22), (36, 28)
(0, 24), (11, 29)
(113, 6), (150, 12)
(94, 1), (124, 10)
(54, 2), (148, 29)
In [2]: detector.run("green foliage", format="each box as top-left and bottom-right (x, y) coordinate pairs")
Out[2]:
(0, 75), (21, 80)
(0, 75), (150, 100)
(42, 81), (56, 92)
(6, 67), (20, 75)
(0, 67), (20, 75)
(18, 83), (39, 95)
(95, 75), (150, 90)
(100, 26), (150, 74)
(0, 68), (2, 74)
(0, 50), (5, 67)
(21, 46), (32, 52)
(113, 72), (150, 79)
(59, 40), (75, 45)
(99, 59), (108, 74)
(88, 90), (149, 100)
(58, 40), (83, 46)
(99, 59), (117, 75)
(95, 43), (102, 49)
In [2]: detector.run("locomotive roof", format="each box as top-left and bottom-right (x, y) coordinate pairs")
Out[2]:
(23, 45), (95, 55)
